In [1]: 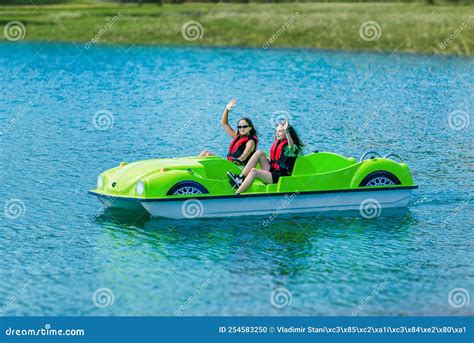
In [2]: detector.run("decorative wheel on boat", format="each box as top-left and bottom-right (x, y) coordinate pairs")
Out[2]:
(359, 171), (401, 187)
(174, 186), (203, 195)
(167, 181), (209, 196)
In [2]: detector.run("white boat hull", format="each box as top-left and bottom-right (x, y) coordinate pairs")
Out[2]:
(140, 188), (414, 219)
(90, 192), (145, 211)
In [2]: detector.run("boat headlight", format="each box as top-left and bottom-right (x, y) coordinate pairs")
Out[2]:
(136, 181), (145, 196)
(97, 175), (104, 189)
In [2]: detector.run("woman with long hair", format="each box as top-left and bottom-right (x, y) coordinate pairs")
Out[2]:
(227, 120), (303, 194)
(199, 99), (258, 166)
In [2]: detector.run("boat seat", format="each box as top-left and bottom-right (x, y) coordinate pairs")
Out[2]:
(292, 152), (356, 176)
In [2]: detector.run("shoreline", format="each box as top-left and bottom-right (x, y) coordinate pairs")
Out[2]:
(3, 40), (474, 60)
(1, 2), (473, 56)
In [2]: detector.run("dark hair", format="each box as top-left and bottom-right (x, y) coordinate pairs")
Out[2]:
(276, 124), (304, 149)
(237, 117), (258, 138)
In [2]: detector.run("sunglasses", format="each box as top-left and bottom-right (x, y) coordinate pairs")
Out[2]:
(238, 125), (249, 129)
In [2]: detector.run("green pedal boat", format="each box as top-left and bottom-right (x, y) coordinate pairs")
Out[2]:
(89, 151), (418, 219)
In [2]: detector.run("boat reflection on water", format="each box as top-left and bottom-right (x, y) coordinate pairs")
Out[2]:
(90, 207), (418, 315)
(94, 206), (412, 230)
(92, 206), (416, 265)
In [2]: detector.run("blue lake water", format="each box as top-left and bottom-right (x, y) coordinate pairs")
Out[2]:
(0, 42), (472, 316)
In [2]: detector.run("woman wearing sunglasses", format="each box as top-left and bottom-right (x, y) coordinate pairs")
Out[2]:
(199, 99), (258, 166)
(227, 120), (303, 194)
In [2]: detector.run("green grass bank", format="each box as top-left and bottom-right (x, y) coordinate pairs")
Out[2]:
(1, 1), (473, 55)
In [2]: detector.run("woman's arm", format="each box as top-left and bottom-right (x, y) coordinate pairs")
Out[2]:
(236, 140), (256, 163)
(283, 121), (296, 152)
(221, 99), (237, 138)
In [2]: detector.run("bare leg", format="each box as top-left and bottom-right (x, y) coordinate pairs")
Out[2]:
(241, 150), (271, 176)
(236, 169), (273, 194)
(199, 150), (216, 157)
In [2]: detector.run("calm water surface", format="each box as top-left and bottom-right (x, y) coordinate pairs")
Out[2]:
(0, 42), (472, 316)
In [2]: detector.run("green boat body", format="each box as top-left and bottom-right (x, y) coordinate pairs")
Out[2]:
(89, 152), (416, 200)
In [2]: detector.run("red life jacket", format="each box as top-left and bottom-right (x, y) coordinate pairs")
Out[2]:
(227, 134), (258, 164)
(270, 139), (288, 171)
